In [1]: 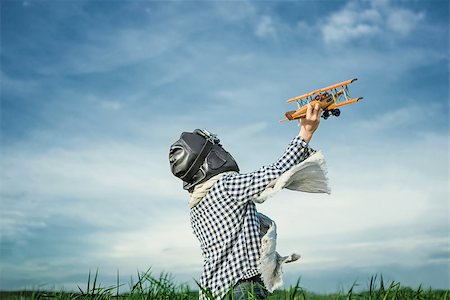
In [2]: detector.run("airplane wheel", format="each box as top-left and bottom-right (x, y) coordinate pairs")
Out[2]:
(322, 111), (330, 119)
(332, 109), (341, 117)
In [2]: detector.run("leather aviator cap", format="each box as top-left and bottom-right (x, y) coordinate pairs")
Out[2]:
(169, 129), (239, 192)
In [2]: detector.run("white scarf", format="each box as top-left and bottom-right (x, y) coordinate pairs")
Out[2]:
(258, 213), (300, 292)
(188, 172), (238, 208)
(254, 150), (330, 203)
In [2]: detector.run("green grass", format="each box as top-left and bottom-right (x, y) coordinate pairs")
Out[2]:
(1, 270), (448, 300)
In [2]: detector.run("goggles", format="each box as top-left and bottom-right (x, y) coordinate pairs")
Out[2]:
(194, 129), (220, 145)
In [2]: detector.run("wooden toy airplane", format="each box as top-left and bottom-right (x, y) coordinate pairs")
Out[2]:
(282, 78), (363, 121)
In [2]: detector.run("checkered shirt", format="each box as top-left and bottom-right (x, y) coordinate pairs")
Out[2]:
(190, 136), (314, 299)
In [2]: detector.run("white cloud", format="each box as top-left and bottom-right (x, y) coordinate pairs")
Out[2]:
(0, 139), (184, 233)
(357, 103), (444, 131)
(59, 29), (185, 74)
(322, 6), (380, 43)
(1, 72), (40, 95)
(0, 133), (199, 286)
(255, 15), (277, 38)
(321, 0), (425, 43)
(100, 100), (122, 111)
(387, 8), (425, 35)
(214, 0), (256, 22)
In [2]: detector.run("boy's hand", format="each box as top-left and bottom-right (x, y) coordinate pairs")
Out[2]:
(299, 102), (321, 143)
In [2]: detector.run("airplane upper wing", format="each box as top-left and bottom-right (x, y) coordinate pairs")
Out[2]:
(287, 78), (357, 103)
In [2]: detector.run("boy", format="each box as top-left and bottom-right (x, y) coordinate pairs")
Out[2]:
(169, 103), (322, 299)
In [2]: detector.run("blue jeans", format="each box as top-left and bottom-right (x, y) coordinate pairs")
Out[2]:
(230, 281), (269, 300)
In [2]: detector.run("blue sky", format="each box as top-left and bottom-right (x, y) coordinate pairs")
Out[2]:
(1, 0), (448, 293)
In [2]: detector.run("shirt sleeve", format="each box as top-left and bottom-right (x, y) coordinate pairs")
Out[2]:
(223, 136), (315, 203)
